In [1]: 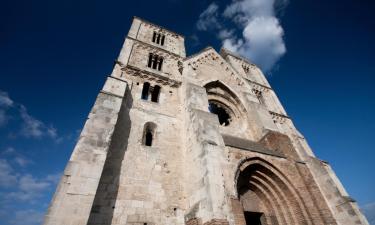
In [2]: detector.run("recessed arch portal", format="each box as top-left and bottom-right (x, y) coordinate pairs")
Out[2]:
(235, 158), (313, 225)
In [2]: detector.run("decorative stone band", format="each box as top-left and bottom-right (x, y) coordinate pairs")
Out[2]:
(268, 110), (290, 124)
(122, 65), (182, 87)
(185, 218), (229, 225)
(127, 37), (183, 60)
(245, 78), (272, 92)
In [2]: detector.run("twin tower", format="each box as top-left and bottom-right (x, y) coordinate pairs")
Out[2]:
(44, 17), (369, 225)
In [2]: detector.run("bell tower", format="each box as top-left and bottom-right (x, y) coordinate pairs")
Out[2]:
(44, 17), (369, 225)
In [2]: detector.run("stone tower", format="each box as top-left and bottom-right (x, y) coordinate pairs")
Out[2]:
(44, 17), (369, 225)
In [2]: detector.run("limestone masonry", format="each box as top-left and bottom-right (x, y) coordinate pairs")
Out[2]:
(44, 17), (369, 225)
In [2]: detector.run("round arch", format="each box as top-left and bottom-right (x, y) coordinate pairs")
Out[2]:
(204, 80), (248, 129)
(234, 157), (313, 225)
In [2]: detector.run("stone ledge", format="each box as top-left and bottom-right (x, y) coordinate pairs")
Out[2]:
(222, 134), (286, 159)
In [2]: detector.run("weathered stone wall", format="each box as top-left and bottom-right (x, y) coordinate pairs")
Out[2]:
(44, 76), (128, 225)
(44, 17), (369, 225)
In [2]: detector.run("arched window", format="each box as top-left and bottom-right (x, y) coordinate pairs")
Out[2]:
(142, 122), (156, 146)
(156, 33), (161, 44)
(148, 53), (153, 68)
(157, 57), (163, 71)
(208, 101), (231, 126)
(147, 53), (163, 71)
(152, 31), (165, 46)
(152, 32), (157, 43)
(141, 82), (150, 100)
(152, 54), (158, 69)
(151, 85), (161, 102)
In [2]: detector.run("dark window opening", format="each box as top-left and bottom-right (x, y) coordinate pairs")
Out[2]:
(141, 82), (150, 100)
(145, 131), (153, 146)
(244, 211), (263, 225)
(156, 33), (161, 44)
(151, 31), (165, 46)
(152, 55), (158, 69)
(148, 53), (153, 68)
(158, 58), (163, 71)
(152, 32), (156, 43)
(208, 102), (231, 126)
(151, 85), (161, 102)
(143, 122), (156, 147)
(147, 53), (163, 71)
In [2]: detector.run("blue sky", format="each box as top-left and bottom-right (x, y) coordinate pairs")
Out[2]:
(0, 0), (374, 224)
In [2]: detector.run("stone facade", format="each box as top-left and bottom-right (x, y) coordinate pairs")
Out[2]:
(43, 17), (369, 225)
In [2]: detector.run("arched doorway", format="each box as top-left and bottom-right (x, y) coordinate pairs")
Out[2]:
(235, 158), (311, 225)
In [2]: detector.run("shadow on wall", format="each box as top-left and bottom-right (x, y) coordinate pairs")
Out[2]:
(87, 86), (133, 225)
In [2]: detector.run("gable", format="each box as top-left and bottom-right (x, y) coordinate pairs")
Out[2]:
(184, 47), (250, 91)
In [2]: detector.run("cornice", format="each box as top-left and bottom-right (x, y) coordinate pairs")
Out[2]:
(246, 78), (272, 91)
(269, 110), (290, 124)
(133, 16), (185, 38)
(127, 37), (183, 60)
(121, 65), (181, 87)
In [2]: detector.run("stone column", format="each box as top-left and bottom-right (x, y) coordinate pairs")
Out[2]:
(43, 76), (128, 225)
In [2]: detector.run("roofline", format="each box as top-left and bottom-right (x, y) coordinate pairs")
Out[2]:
(184, 46), (214, 61)
(133, 16), (185, 38)
(220, 47), (256, 66)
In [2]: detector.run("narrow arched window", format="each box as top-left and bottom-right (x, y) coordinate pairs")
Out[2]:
(160, 35), (165, 46)
(152, 32), (157, 43)
(151, 85), (161, 102)
(141, 82), (150, 100)
(158, 57), (163, 71)
(156, 33), (161, 44)
(147, 53), (153, 68)
(152, 55), (158, 69)
(143, 122), (156, 146)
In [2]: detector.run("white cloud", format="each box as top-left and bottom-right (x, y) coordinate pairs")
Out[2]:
(1, 147), (34, 167)
(0, 159), (18, 188)
(0, 158), (60, 202)
(0, 90), (60, 140)
(0, 91), (13, 108)
(0, 91), (13, 127)
(196, 2), (221, 31)
(362, 202), (375, 224)
(14, 156), (33, 167)
(0, 109), (8, 127)
(217, 29), (235, 40)
(223, 16), (286, 71)
(196, 0), (289, 72)
(9, 209), (44, 225)
(19, 105), (58, 140)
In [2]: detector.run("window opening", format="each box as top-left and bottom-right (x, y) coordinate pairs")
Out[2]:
(145, 130), (153, 146)
(244, 211), (263, 225)
(158, 58), (163, 71)
(152, 55), (158, 69)
(156, 33), (161, 44)
(152, 32), (156, 43)
(141, 82), (150, 100)
(208, 102), (231, 126)
(161, 35), (165, 46)
(148, 53), (153, 68)
(143, 122), (156, 147)
(151, 85), (161, 102)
